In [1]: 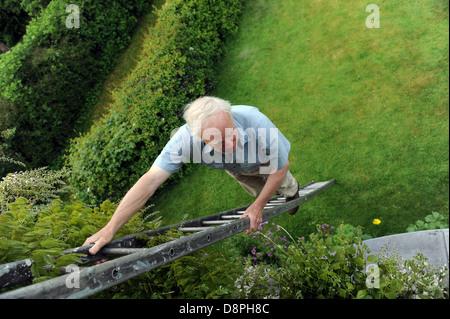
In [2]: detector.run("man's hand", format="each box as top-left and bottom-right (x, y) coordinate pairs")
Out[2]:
(83, 226), (115, 255)
(240, 203), (264, 235)
(240, 161), (290, 235)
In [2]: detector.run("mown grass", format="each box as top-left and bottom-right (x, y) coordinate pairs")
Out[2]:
(86, 0), (166, 124)
(150, 0), (448, 239)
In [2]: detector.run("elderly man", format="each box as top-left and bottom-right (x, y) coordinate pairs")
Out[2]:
(84, 96), (299, 255)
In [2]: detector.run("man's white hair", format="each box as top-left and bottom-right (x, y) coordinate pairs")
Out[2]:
(183, 96), (232, 138)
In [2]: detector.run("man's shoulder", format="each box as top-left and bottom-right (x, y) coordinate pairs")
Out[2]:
(231, 105), (263, 122)
(169, 123), (191, 140)
(231, 105), (260, 114)
(231, 105), (272, 128)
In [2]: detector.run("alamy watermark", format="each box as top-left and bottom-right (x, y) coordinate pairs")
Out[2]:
(366, 4), (380, 28)
(365, 263), (380, 288)
(169, 122), (280, 174)
(65, 264), (80, 289)
(66, 4), (80, 29)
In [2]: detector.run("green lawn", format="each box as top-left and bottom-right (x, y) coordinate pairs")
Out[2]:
(86, 0), (166, 125)
(150, 0), (449, 239)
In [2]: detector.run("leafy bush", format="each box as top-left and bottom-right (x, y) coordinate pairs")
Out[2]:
(0, 197), (161, 283)
(406, 211), (449, 232)
(0, 157), (243, 297)
(66, 0), (242, 204)
(0, 195), (245, 298)
(243, 223), (449, 299)
(234, 260), (277, 299)
(229, 221), (291, 266)
(0, 0), (152, 171)
(358, 251), (449, 299)
(0, 134), (26, 178)
(270, 224), (369, 299)
(0, 165), (74, 213)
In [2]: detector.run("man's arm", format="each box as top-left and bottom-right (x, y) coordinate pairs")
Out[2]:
(83, 164), (171, 255)
(240, 160), (289, 235)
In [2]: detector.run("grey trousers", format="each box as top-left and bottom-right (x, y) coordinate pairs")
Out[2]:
(225, 166), (298, 198)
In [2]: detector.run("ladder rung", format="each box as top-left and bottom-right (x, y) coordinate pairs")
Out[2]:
(221, 215), (242, 219)
(202, 220), (232, 225)
(269, 199), (285, 203)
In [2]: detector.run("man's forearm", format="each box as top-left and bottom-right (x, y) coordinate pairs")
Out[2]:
(104, 165), (170, 235)
(105, 175), (154, 234)
(83, 165), (170, 255)
(241, 161), (289, 234)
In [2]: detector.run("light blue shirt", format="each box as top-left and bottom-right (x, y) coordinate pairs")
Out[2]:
(154, 105), (291, 174)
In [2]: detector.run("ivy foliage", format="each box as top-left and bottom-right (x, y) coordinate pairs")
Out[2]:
(66, 0), (243, 204)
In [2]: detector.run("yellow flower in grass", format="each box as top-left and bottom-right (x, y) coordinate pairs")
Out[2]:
(373, 218), (381, 225)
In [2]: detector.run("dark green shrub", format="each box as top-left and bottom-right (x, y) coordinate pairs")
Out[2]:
(19, 0), (52, 18)
(0, 0), (152, 172)
(0, 0), (35, 47)
(0, 127), (27, 182)
(66, 0), (242, 204)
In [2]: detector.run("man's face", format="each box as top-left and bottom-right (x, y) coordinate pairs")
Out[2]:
(201, 111), (238, 154)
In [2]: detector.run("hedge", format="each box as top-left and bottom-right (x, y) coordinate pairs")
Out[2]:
(0, 0), (152, 173)
(66, 0), (242, 204)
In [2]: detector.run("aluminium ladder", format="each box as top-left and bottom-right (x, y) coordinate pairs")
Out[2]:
(0, 179), (336, 299)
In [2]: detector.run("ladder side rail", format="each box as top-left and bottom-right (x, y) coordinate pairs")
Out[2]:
(0, 225), (175, 289)
(0, 204), (253, 288)
(263, 179), (336, 222)
(0, 218), (251, 299)
(177, 203), (253, 228)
